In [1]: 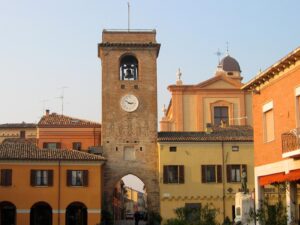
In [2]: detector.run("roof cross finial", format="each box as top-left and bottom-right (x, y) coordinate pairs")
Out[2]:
(226, 41), (229, 55)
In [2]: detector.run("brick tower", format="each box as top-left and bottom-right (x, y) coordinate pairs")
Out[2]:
(98, 30), (160, 213)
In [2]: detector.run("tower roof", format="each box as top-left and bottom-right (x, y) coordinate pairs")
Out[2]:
(219, 55), (241, 72)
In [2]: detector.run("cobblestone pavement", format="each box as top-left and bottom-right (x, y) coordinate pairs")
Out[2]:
(114, 219), (147, 225)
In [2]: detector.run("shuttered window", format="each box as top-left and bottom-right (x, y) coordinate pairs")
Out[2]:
(43, 142), (61, 149)
(163, 165), (184, 184)
(201, 165), (222, 183)
(0, 169), (12, 186)
(67, 170), (88, 187)
(226, 164), (247, 183)
(264, 109), (275, 142)
(30, 170), (53, 186)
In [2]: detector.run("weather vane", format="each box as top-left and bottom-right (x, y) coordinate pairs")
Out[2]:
(215, 48), (222, 63)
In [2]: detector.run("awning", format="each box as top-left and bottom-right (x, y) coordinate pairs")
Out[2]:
(259, 172), (286, 186)
(259, 169), (300, 186)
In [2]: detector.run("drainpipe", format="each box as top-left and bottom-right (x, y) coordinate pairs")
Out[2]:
(58, 160), (61, 225)
(222, 141), (226, 221)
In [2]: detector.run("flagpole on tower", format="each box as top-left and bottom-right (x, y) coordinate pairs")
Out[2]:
(127, 2), (130, 31)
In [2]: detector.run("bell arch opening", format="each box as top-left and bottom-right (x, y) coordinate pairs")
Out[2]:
(112, 174), (148, 224)
(120, 55), (138, 80)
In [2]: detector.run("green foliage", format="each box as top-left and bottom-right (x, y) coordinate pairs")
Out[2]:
(147, 211), (163, 225)
(164, 204), (219, 225)
(222, 216), (231, 225)
(100, 209), (113, 225)
(249, 199), (287, 225)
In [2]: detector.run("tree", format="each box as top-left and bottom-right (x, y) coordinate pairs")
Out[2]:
(164, 204), (219, 225)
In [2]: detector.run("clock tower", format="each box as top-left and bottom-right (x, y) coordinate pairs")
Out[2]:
(98, 30), (160, 212)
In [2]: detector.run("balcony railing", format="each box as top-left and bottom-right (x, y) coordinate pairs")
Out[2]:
(282, 128), (300, 156)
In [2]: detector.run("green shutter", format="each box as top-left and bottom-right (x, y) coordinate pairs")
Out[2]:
(179, 166), (184, 184)
(217, 165), (222, 183)
(201, 165), (206, 183)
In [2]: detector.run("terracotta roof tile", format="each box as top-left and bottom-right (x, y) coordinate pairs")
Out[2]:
(158, 126), (253, 142)
(0, 143), (105, 161)
(38, 113), (101, 128)
(0, 123), (37, 128)
(2, 138), (37, 145)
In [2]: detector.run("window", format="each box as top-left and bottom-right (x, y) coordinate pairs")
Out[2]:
(0, 169), (12, 186)
(163, 165), (184, 184)
(201, 165), (222, 183)
(72, 142), (82, 151)
(20, 130), (25, 138)
(43, 142), (61, 149)
(184, 203), (201, 222)
(67, 170), (88, 187)
(264, 109), (275, 142)
(120, 55), (138, 80)
(296, 95), (300, 126)
(227, 164), (247, 183)
(30, 170), (53, 186)
(214, 106), (228, 126)
(232, 146), (239, 152)
(169, 146), (177, 152)
(124, 147), (136, 161)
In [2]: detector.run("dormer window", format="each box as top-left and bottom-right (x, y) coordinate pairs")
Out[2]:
(120, 55), (138, 80)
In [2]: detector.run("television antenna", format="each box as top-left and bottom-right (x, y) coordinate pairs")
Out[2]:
(56, 86), (68, 115)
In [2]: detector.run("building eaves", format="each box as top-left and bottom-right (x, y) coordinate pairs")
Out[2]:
(0, 143), (106, 161)
(242, 47), (300, 90)
(158, 126), (253, 142)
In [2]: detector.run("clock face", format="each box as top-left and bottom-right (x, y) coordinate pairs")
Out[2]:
(120, 94), (139, 112)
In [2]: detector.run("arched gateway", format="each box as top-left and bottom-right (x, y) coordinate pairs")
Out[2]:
(98, 30), (161, 213)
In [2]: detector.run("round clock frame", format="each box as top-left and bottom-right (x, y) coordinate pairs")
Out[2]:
(120, 94), (139, 112)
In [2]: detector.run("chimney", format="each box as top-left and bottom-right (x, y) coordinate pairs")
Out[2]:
(45, 109), (50, 116)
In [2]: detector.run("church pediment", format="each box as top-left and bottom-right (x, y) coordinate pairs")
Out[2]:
(196, 75), (242, 89)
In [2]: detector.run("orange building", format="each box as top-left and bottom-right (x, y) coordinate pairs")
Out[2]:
(243, 47), (300, 224)
(0, 122), (37, 144)
(0, 143), (105, 225)
(160, 55), (252, 132)
(37, 110), (101, 153)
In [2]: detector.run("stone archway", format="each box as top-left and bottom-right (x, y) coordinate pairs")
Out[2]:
(103, 167), (159, 214)
(112, 174), (148, 223)
(30, 202), (52, 225)
(66, 202), (87, 225)
(0, 201), (16, 225)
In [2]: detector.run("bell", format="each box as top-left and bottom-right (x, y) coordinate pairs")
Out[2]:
(124, 68), (134, 79)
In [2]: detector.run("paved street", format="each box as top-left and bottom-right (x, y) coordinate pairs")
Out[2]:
(115, 220), (147, 225)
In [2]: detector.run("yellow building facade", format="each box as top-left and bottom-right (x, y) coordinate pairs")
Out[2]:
(158, 128), (254, 222)
(158, 55), (254, 223)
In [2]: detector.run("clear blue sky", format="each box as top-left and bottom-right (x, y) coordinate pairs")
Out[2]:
(1, 0), (300, 124)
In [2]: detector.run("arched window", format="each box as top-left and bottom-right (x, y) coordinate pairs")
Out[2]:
(66, 202), (87, 225)
(120, 55), (138, 80)
(30, 202), (52, 225)
(0, 201), (16, 225)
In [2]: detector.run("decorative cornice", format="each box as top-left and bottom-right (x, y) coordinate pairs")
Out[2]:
(243, 47), (300, 90)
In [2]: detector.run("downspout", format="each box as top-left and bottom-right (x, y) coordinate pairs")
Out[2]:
(222, 141), (226, 221)
(58, 160), (61, 225)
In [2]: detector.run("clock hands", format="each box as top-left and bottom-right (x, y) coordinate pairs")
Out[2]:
(125, 100), (134, 105)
